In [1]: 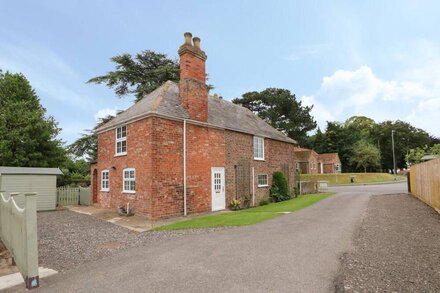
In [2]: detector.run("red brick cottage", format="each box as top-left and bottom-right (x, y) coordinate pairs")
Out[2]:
(90, 33), (297, 220)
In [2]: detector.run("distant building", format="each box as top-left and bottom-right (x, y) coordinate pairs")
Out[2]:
(319, 153), (342, 173)
(293, 149), (341, 174)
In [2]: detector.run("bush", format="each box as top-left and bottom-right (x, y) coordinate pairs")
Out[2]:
(293, 186), (299, 197)
(270, 171), (291, 202)
(259, 199), (270, 206)
(230, 198), (241, 210)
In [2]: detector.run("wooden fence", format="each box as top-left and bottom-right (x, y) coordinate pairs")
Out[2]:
(57, 186), (90, 206)
(0, 192), (39, 289)
(409, 158), (440, 213)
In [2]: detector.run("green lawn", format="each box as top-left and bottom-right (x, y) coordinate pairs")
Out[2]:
(300, 173), (406, 185)
(154, 193), (333, 231)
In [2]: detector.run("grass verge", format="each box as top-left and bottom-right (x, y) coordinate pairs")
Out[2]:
(300, 173), (406, 185)
(154, 192), (333, 231)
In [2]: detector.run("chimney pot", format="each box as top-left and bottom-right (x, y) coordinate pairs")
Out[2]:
(193, 37), (201, 49)
(184, 32), (192, 45)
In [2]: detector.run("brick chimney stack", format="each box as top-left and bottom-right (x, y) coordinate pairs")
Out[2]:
(178, 32), (208, 122)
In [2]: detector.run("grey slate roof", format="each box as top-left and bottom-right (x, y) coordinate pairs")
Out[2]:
(0, 167), (63, 175)
(96, 81), (296, 144)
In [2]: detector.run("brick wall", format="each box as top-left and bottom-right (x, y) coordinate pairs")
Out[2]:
(323, 163), (335, 174)
(149, 117), (225, 219)
(93, 118), (154, 217)
(225, 131), (296, 206)
(92, 116), (296, 219)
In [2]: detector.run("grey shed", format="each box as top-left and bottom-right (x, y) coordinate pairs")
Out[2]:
(0, 167), (63, 211)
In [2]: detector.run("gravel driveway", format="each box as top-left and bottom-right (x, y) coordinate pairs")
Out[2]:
(335, 193), (440, 292)
(28, 184), (406, 293)
(38, 210), (229, 271)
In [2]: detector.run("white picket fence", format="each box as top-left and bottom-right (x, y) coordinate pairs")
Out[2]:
(0, 192), (39, 289)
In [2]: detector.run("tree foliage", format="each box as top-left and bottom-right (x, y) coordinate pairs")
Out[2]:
(350, 140), (381, 172)
(67, 115), (115, 162)
(88, 50), (180, 102)
(58, 157), (91, 186)
(232, 88), (317, 145)
(406, 144), (440, 165)
(0, 69), (66, 167)
(306, 116), (435, 172)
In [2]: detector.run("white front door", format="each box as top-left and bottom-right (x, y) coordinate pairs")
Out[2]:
(211, 167), (225, 211)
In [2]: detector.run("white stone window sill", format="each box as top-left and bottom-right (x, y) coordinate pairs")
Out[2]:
(122, 191), (136, 194)
(101, 189), (109, 192)
(258, 184), (269, 188)
(254, 158), (265, 161)
(114, 152), (127, 157)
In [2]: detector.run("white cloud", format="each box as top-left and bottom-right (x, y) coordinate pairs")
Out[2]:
(407, 98), (440, 135)
(301, 95), (335, 128)
(94, 108), (117, 122)
(303, 57), (440, 136)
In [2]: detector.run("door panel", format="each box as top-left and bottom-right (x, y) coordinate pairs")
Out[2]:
(211, 167), (225, 211)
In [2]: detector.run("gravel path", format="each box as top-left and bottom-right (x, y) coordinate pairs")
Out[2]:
(335, 193), (440, 292)
(38, 210), (230, 272)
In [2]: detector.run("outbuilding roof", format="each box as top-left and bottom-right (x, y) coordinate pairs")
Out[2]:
(294, 149), (319, 161)
(96, 81), (296, 144)
(0, 167), (63, 176)
(319, 153), (341, 163)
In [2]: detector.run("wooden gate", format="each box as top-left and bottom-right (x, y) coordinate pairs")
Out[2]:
(57, 187), (91, 206)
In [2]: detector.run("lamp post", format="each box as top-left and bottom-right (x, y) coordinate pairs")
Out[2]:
(392, 130), (397, 176)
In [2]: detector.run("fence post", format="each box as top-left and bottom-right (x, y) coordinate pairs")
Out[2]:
(24, 193), (39, 289)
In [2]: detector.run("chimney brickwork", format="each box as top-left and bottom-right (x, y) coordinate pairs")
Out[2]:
(178, 32), (208, 122)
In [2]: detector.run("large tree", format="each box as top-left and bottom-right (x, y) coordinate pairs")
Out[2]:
(0, 69), (66, 167)
(350, 140), (381, 172)
(371, 120), (432, 170)
(88, 50), (214, 102)
(232, 88), (317, 145)
(88, 50), (180, 102)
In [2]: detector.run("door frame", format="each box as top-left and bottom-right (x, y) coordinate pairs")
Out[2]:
(211, 167), (225, 211)
(92, 169), (98, 203)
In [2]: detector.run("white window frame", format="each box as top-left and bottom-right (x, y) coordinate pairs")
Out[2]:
(115, 125), (127, 156)
(101, 170), (109, 192)
(257, 174), (268, 187)
(253, 136), (265, 161)
(122, 168), (136, 193)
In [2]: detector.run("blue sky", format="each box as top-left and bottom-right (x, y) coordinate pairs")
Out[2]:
(1, 0), (440, 144)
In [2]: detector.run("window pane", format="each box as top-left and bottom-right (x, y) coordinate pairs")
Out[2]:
(254, 137), (264, 159)
(258, 175), (267, 186)
(121, 140), (127, 152)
